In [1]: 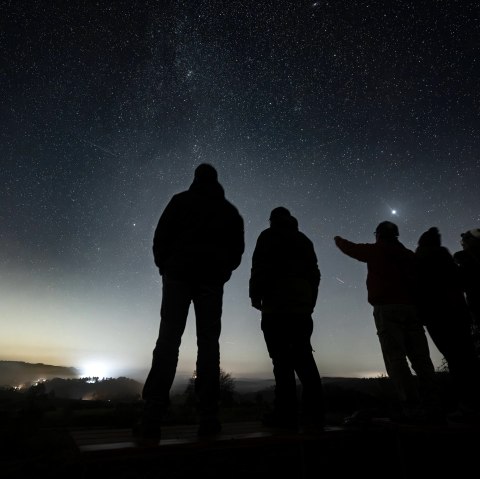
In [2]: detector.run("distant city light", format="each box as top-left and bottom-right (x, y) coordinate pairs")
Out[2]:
(81, 361), (112, 380)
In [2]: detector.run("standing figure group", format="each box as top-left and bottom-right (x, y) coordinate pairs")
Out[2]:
(135, 163), (480, 444)
(336, 223), (480, 422)
(335, 222), (441, 421)
(415, 227), (480, 419)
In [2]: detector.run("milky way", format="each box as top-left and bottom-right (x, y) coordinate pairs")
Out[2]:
(1, 1), (479, 381)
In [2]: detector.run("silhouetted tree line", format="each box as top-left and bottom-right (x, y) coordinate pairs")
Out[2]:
(52, 377), (141, 400)
(0, 369), (460, 431)
(15, 377), (143, 401)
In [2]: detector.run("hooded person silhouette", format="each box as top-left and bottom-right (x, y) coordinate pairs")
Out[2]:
(135, 164), (244, 444)
(250, 207), (325, 432)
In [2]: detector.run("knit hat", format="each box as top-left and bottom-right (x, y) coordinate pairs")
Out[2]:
(461, 229), (480, 242)
(418, 227), (441, 248)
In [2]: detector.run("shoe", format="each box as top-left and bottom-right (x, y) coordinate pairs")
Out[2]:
(132, 401), (162, 446)
(262, 412), (298, 432)
(198, 417), (222, 437)
(132, 420), (161, 446)
(395, 405), (446, 426)
(343, 410), (373, 428)
(301, 412), (325, 434)
(301, 422), (325, 435)
(447, 405), (480, 426)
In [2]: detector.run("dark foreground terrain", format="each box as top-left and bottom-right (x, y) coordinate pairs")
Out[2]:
(0, 373), (476, 478)
(1, 414), (478, 479)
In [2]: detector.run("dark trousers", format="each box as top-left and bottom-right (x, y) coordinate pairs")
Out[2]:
(142, 276), (223, 419)
(373, 304), (438, 408)
(425, 308), (480, 408)
(261, 313), (324, 422)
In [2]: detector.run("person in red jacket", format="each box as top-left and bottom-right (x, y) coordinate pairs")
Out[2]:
(334, 221), (440, 422)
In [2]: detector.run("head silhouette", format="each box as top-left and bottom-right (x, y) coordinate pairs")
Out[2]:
(375, 221), (399, 241)
(269, 206), (291, 222)
(194, 163), (218, 183)
(269, 207), (298, 230)
(460, 228), (480, 250)
(418, 227), (441, 248)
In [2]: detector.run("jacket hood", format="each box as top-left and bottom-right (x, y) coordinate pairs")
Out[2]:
(189, 177), (225, 198)
(270, 215), (298, 232)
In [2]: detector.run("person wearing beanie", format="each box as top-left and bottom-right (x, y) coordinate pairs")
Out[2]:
(136, 164), (245, 443)
(416, 227), (480, 421)
(334, 222), (440, 423)
(250, 207), (325, 433)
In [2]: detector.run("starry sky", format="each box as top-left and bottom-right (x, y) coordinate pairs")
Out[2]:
(1, 1), (479, 382)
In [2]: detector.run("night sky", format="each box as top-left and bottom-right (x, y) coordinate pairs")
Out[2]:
(2, 1), (479, 382)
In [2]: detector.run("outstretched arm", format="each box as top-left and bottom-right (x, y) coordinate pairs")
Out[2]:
(334, 236), (372, 263)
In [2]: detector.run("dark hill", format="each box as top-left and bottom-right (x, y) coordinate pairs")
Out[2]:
(0, 360), (79, 387)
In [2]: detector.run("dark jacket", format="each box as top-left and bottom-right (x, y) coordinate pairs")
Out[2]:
(153, 178), (245, 284)
(454, 249), (480, 318)
(249, 217), (320, 314)
(415, 245), (470, 322)
(335, 237), (417, 306)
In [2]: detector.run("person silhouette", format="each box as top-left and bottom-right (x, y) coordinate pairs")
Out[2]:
(334, 221), (440, 422)
(415, 227), (480, 422)
(453, 228), (480, 352)
(250, 207), (325, 433)
(136, 164), (245, 444)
